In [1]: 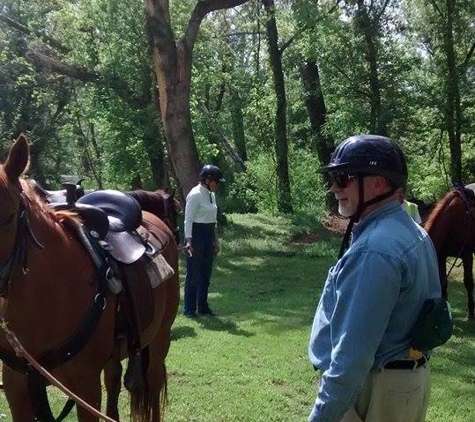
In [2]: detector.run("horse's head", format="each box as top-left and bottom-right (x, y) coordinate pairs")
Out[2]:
(157, 188), (181, 244)
(0, 135), (31, 294)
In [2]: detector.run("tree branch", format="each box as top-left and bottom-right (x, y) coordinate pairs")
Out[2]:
(145, 0), (175, 48)
(26, 50), (98, 82)
(331, 59), (372, 99)
(281, 24), (308, 54)
(427, 0), (444, 19)
(459, 40), (475, 73)
(375, 0), (391, 21)
(283, 0), (339, 54)
(0, 13), (69, 54)
(26, 50), (146, 109)
(145, 0), (179, 92)
(184, 0), (250, 50)
(199, 103), (246, 172)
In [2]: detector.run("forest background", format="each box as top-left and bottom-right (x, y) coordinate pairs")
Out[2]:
(0, 0), (474, 219)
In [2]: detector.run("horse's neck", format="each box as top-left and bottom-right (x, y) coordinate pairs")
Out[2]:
(427, 195), (466, 251)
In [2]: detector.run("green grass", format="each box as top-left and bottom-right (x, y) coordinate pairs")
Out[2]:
(1, 213), (475, 421)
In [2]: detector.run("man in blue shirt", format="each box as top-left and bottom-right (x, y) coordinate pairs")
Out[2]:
(308, 135), (441, 422)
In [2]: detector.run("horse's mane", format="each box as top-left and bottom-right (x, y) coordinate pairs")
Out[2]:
(424, 190), (459, 232)
(126, 190), (168, 216)
(0, 169), (9, 192)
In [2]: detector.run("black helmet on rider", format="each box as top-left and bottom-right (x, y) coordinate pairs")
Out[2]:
(321, 135), (408, 259)
(320, 135), (407, 189)
(200, 164), (225, 183)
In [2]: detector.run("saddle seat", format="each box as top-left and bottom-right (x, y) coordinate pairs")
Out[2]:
(31, 179), (92, 204)
(77, 190), (146, 264)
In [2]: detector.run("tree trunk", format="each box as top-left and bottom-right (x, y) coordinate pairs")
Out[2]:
(143, 120), (168, 188)
(300, 59), (336, 210)
(355, 0), (386, 136)
(146, 21), (201, 196)
(230, 90), (247, 162)
(145, 0), (250, 198)
(300, 60), (333, 165)
(262, 0), (292, 214)
(443, 0), (462, 183)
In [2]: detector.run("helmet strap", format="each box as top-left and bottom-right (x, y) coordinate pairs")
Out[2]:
(338, 176), (395, 259)
(201, 180), (214, 202)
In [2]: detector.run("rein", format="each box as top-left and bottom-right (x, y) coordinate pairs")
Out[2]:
(0, 196), (44, 294)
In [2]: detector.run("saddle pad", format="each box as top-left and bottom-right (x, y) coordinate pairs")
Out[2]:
(147, 253), (175, 288)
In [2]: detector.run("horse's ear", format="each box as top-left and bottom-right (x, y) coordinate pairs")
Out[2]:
(4, 134), (30, 181)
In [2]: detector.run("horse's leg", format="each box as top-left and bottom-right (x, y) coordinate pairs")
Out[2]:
(2, 365), (35, 421)
(75, 371), (102, 422)
(439, 256), (448, 300)
(135, 276), (179, 422)
(104, 350), (123, 420)
(152, 277), (180, 421)
(146, 329), (170, 421)
(462, 252), (475, 320)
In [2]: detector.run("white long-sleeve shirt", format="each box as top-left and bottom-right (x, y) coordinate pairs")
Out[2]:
(184, 183), (218, 239)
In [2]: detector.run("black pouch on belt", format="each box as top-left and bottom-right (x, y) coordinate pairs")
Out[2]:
(410, 297), (453, 352)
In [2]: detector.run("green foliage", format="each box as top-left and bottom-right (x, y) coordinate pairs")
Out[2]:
(1, 0), (475, 205)
(288, 147), (327, 216)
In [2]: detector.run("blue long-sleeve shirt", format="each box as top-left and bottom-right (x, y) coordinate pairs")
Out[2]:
(308, 201), (440, 422)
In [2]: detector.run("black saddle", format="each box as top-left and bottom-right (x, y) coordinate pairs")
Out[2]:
(31, 180), (93, 205)
(77, 190), (146, 264)
(77, 190), (142, 232)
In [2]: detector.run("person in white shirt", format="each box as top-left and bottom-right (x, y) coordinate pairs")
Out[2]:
(183, 164), (224, 317)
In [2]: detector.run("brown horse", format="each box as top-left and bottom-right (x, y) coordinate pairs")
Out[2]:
(424, 186), (475, 319)
(0, 135), (179, 421)
(126, 189), (181, 245)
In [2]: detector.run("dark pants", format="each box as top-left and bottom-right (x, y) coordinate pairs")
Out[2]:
(184, 223), (215, 314)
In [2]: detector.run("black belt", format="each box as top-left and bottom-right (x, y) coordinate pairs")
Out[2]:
(384, 356), (428, 370)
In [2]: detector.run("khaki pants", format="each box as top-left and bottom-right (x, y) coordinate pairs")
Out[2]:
(341, 364), (431, 422)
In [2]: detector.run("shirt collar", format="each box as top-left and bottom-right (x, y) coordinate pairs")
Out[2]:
(199, 183), (214, 203)
(353, 200), (401, 238)
(199, 183), (211, 193)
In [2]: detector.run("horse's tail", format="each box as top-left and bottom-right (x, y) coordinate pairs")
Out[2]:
(129, 362), (168, 422)
(130, 382), (152, 422)
(160, 362), (168, 421)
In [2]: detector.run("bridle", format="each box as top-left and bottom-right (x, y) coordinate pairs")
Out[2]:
(162, 198), (180, 244)
(0, 191), (44, 296)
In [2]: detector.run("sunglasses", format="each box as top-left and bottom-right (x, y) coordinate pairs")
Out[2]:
(329, 173), (357, 189)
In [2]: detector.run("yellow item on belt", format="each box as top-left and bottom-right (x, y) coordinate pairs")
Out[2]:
(409, 347), (423, 360)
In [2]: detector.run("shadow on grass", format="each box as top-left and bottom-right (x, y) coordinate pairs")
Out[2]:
(171, 326), (197, 341)
(191, 252), (332, 334)
(196, 315), (254, 337)
(220, 215), (288, 240)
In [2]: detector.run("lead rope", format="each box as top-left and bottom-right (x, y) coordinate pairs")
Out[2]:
(0, 317), (119, 422)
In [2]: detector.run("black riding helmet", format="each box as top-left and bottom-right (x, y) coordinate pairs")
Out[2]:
(200, 164), (226, 183)
(320, 135), (407, 188)
(321, 135), (408, 258)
